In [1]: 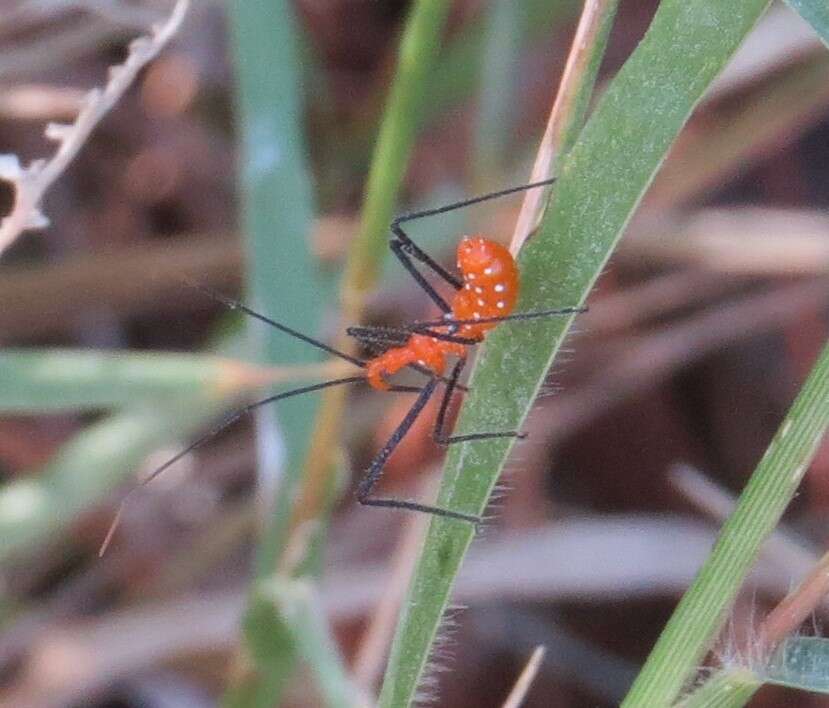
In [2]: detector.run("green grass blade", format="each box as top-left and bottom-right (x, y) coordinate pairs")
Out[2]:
(680, 635), (829, 706)
(226, 0), (321, 578)
(343, 0), (452, 299)
(0, 349), (247, 412)
(624, 339), (829, 706)
(0, 397), (227, 563)
(676, 670), (761, 708)
(378, 1), (773, 705)
(767, 637), (829, 694)
(785, 0), (829, 46)
(258, 577), (368, 708)
(473, 2), (523, 179)
(223, 1), (328, 705)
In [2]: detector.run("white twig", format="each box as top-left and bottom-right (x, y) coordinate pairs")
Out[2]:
(501, 646), (546, 708)
(0, 0), (189, 257)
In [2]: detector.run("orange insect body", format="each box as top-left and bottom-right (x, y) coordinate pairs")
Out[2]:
(366, 236), (519, 391)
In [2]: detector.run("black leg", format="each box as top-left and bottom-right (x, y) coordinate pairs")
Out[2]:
(411, 306), (587, 330)
(346, 324), (411, 345)
(389, 238), (456, 312)
(431, 359), (528, 446)
(140, 377), (370, 491)
(356, 376), (480, 524)
(408, 326), (480, 345)
(345, 324), (470, 391)
(391, 228), (463, 293)
(349, 322), (479, 347)
(393, 177), (558, 228)
(388, 176), (559, 299)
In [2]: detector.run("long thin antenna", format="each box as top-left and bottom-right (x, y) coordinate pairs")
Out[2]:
(187, 281), (366, 368)
(99, 375), (367, 556)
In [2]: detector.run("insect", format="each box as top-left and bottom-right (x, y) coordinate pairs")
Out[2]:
(100, 177), (583, 553)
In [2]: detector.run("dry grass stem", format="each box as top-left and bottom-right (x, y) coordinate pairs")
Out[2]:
(510, 0), (613, 253)
(501, 646), (546, 708)
(757, 552), (829, 649)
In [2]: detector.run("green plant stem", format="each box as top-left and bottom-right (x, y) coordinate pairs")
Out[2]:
(285, 0), (453, 553)
(341, 0), (452, 306)
(676, 670), (760, 708)
(378, 2), (773, 706)
(223, 1), (326, 705)
(624, 339), (829, 706)
(0, 397), (225, 563)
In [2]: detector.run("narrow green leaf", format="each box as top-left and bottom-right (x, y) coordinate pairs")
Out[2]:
(767, 636), (829, 694)
(676, 670), (761, 708)
(227, 597), (297, 708)
(259, 577), (367, 708)
(344, 0), (452, 296)
(225, 1), (323, 705)
(378, 1), (773, 706)
(226, 0), (321, 577)
(625, 336), (829, 706)
(473, 2), (523, 179)
(0, 349), (232, 412)
(0, 397), (226, 563)
(785, 0), (829, 47)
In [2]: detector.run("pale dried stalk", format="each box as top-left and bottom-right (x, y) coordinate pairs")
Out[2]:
(501, 646), (546, 708)
(0, 0), (189, 257)
(510, 0), (614, 254)
(757, 552), (829, 649)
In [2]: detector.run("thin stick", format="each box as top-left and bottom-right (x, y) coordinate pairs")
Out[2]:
(756, 552), (829, 651)
(0, 0), (190, 255)
(501, 646), (546, 708)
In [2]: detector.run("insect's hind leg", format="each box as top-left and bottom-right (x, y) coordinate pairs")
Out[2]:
(431, 359), (528, 446)
(355, 376), (480, 524)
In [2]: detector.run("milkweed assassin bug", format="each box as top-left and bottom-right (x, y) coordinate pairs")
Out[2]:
(100, 177), (584, 554)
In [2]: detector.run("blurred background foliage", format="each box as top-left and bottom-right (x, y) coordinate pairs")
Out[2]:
(0, 1), (828, 706)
